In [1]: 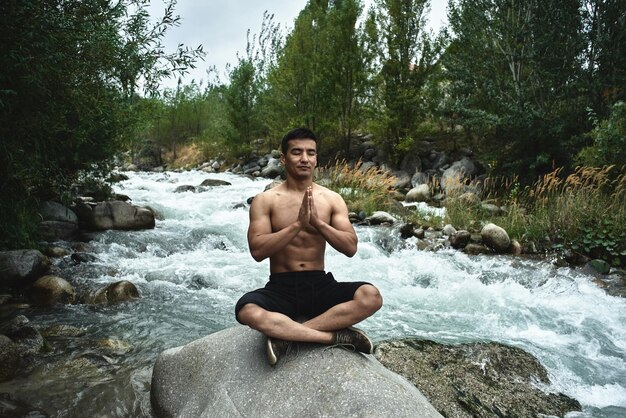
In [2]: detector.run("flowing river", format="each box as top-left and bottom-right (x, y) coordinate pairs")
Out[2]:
(3, 170), (625, 417)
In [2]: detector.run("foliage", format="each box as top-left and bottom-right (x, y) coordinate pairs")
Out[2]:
(316, 160), (396, 215)
(576, 101), (626, 167)
(444, 165), (626, 266)
(369, 0), (447, 164)
(264, 0), (371, 157)
(0, 0), (203, 249)
(443, 0), (586, 180)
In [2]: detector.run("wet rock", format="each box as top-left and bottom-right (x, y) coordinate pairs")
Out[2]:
(70, 252), (98, 264)
(0, 335), (20, 381)
(38, 220), (79, 241)
(75, 201), (155, 231)
(40, 325), (87, 339)
(464, 243), (492, 255)
(366, 211), (396, 225)
(375, 339), (581, 418)
(42, 246), (70, 258)
(481, 223), (511, 253)
(4, 316), (45, 356)
(199, 179), (231, 187)
(31, 276), (76, 306)
(0, 294), (11, 305)
(0, 250), (51, 289)
(0, 393), (49, 417)
(450, 230), (471, 249)
(91, 338), (133, 355)
(87, 280), (139, 304)
(587, 259), (611, 275)
(405, 184), (430, 203)
(151, 326), (442, 418)
(173, 185), (196, 193)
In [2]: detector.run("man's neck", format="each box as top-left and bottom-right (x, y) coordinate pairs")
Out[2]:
(285, 176), (313, 192)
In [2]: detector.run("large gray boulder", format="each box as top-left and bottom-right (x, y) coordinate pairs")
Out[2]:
(440, 158), (478, 195)
(375, 339), (581, 418)
(0, 250), (49, 288)
(151, 326), (442, 418)
(38, 201), (79, 240)
(481, 223), (511, 253)
(75, 201), (155, 231)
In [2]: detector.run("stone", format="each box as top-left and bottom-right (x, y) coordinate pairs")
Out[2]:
(40, 325), (86, 338)
(442, 224), (457, 236)
(200, 179), (231, 187)
(75, 201), (155, 231)
(42, 246), (70, 258)
(510, 239), (523, 255)
(480, 202), (503, 216)
(457, 192), (480, 206)
(0, 393), (49, 417)
(260, 159), (283, 178)
(151, 326), (442, 418)
(587, 259), (611, 275)
(0, 250), (50, 288)
(411, 171), (429, 187)
(464, 243), (492, 255)
(440, 158), (478, 195)
(449, 230), (471, 249)
(405, 184), (430, 203)
(38, 201), (79, 240)
(5, 315), (45, 356)
(87, 280), (139, 304)
(366, 211), (396, 225)
(31, 275), (76, 305)
(174, 185), (196, 193)
(481, 223), (511, 253)
(0, 335), (19, 381)
(375, 339), (581, 418)
(391, 170), (412, 190)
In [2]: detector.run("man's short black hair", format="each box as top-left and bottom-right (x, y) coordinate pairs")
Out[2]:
(281, 127), (318, 154)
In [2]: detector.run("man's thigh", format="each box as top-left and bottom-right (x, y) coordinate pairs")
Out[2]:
(235, 288), (297, 324)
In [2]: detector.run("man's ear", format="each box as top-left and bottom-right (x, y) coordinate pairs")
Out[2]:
(280, 153), (285, 165)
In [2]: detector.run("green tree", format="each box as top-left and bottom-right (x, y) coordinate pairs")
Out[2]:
(264, 0), (372, 157)
(0, 0), (203, 249)
(443, 0), (584, 178)
(371, 0), (447, 165)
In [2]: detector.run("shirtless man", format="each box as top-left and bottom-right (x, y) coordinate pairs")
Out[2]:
(235, 127), (383, 365)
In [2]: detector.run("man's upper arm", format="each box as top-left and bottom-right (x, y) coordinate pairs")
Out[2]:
(329, 192), (356, 235)
(248, 193), (272, 241)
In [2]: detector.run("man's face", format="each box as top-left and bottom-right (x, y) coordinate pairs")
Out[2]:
(281, 138), (317, 179)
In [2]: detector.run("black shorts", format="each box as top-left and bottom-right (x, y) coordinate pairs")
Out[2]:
(235, 270), (371, 324)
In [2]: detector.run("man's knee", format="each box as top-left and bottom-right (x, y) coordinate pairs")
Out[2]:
(355, 284), (383, 314)
(237, 303), (265, 327)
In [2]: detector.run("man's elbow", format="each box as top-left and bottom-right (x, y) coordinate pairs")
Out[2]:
(344, 244), (357, 258)
(250, 249), (266, 262)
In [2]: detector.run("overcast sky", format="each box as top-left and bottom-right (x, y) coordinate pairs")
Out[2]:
(150, 0), (448, 90)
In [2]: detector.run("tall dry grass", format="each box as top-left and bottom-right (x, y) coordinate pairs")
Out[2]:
(316, 160), (397, 215)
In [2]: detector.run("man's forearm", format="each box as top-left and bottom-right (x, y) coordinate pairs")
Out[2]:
(249, 222), (302, 261)
(313, 221), (357, 257)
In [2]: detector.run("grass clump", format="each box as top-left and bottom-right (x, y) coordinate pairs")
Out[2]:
(316, 160), (397, 216)
(445, 165), (626, 266)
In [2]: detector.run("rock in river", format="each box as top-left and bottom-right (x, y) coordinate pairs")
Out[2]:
(151, 326), (443, 417)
